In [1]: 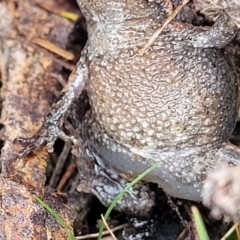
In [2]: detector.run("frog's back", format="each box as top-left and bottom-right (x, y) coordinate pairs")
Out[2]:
(80, 0), (238, 200)
(87, 37), (238, 153)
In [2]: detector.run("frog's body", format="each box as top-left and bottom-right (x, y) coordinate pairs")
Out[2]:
(77, 0), (239, 201)
(16, 0), (240, 215)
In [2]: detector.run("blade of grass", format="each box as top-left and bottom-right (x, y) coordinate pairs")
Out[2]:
(33, 195), (75, 240)
(191, 206), (210, 240)
(97, 162), (161, 240)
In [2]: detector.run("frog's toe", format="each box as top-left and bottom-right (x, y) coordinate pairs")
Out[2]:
(186, 11), (238, 48)
(91, 164), (156, 216)
(76, 144), (156, 215)
(122, 217), (154, 240)
(15, 121), (75, 160)
(217, 143), (240, 165)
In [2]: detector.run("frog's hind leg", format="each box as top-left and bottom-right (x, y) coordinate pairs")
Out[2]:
(76, 144), (156, 216)
(15, 54), (88, 160)
(186, 11), (238, 48)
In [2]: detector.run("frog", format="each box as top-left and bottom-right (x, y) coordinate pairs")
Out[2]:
(16, 0), (240, 216)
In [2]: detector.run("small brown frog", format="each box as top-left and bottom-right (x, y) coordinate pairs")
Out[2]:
(17, 0), (240, 215)
(77, 0), (239, 201)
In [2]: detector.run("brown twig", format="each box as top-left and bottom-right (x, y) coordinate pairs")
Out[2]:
(57, 161), (76, 191)
(139, 0), (190, 55)
(75, 224), (126, 240)
(236, 223), (240, 239)
(220, 223), (239, 240)
(101, 214), (117, 240)
(32, 38), (75, 60)
(49, 141), (72, 188)
(176, 228), (187, 240)
(16, 35), (75, 71)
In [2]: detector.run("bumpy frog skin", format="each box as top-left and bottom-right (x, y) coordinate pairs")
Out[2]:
(17, 0), (240, 213)
(78, 0), (239, 201)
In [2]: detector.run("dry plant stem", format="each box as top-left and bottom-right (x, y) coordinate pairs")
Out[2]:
(101, 214), (117, 240)
(236, 224), (240, 239)
(75, 224), (126, 240)
(32, 38), (75, 60)
(37, 2), (80, 21)
(220, 223), (239, 240)
(167, 196), (188, 228)
(176, 228), (187, 240)
(37, 2), (65, 16)
(49, 141), (72, 188)
(57, 162), (76, 191)
(139, 0), (190, 55)
(16, 36), (75, 71)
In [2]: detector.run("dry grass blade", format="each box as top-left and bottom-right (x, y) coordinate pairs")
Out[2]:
(37, 2), (79, 21)
(75, 224), (126, 239)
(101, 214), (117, 240)
(57, 162), (77, 191)
(49, 141), (72, 188)
(220, 223), (239, 240)
(139, 0), (190, 55)
(236, 223), (240, 239)
(176, 228), (187, 240)
(32, 38), (75, 60)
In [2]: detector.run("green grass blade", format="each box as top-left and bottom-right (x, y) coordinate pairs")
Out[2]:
(33, 195), (76, 240)
(98, 162), (161, 240)
(192, 206), (210, 240)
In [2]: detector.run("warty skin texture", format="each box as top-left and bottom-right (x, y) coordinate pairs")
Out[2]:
(76, 0), (239, 201)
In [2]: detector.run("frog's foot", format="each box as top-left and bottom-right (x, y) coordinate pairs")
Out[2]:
(77, 148), (155, 216)
(122, 217), (154, 240)
(15, 56), (88, 160)
(92, 165), (155, 216)
(187, 11), (238, 48)
(16, 117), (77, 160)
(202, 144), (240, 221)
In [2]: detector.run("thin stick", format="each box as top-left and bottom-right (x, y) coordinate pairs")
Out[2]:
(57, 162), (76, 190)
(139, 0), (190, 55)
(101, 214), (117, 240)
(176, 228), (187, 240)
(220, 223), (239, 240)
(32, 38), (75, 60)
(49, 141), (72, 188)
(75, 224), (126, 239)
(236, 223), (240, 239)
(16, 35), (75, 71)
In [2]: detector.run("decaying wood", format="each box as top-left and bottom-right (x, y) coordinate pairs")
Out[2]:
(0, 0), (76, 238)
